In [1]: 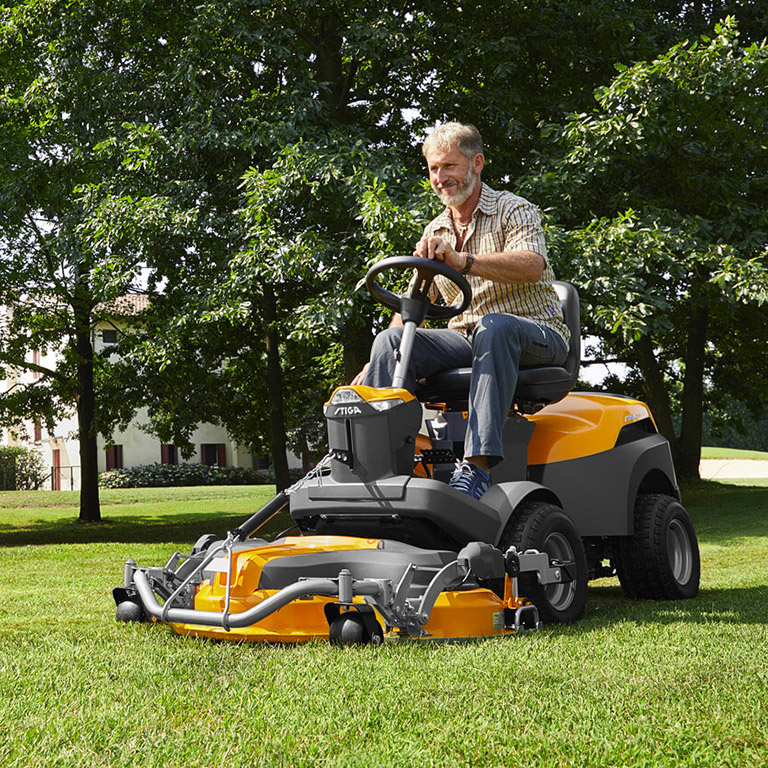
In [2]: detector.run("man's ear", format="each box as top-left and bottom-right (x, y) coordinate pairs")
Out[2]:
(473, 153), (485, 175)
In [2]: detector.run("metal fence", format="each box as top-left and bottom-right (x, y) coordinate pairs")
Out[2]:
(49, 465), (80, 491)
(0, 462), (80, 491)
(1, 466), (50, 491)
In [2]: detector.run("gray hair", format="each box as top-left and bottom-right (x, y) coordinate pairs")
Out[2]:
(422, 122), (484, 162)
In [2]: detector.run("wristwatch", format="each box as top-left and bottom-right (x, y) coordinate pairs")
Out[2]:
(460, 253), (475, 275)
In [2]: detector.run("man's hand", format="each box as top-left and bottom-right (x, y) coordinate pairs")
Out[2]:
(350, 363), (370, 386)
(414, 236), (547, 284)
(413, 236), (465, 272)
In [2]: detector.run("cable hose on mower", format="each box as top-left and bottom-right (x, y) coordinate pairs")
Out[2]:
(233, 453), (332, 541)
(232, 491), (289, 541)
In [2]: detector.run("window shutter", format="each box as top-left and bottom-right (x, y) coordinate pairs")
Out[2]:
(106, 445), (123, 470)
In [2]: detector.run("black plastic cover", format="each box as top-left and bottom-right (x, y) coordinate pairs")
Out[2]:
(257, 540), (461, 590)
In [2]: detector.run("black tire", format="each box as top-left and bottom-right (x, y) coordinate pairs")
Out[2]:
(328, 611), (383, 646)
(615, 494), (700, 600)
(115, 599), (146, 623)
(191, 533), (220, 555)
(499, 501), (588, 624)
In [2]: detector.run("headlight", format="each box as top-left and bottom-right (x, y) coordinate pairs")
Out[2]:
(369, 398), (405, 412)
(328, 388), (365, 405)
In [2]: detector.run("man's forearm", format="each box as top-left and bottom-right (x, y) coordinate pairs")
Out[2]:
(415, 235), (545, 283)
(459, 249), (545, 283)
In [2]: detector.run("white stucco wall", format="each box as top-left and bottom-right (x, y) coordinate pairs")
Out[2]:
(95, 409), (258, 472)
(1, 310), (303, 490)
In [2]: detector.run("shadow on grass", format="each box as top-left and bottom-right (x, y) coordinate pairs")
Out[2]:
(585, 583), (768, 628)
(0, 509), (295, 547)
(680, 480), (768, 542)
(3, 479), (764, 546)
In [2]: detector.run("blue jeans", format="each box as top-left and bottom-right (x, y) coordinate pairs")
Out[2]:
(363, 313), (568, 463)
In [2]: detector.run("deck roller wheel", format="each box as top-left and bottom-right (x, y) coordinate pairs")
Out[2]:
(115, 599), (146, 623)
(327, 605), (384, 646)
(191, 533), (220, 555)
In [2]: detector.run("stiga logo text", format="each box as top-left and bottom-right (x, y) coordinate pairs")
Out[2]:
(335, 406), (363, 416)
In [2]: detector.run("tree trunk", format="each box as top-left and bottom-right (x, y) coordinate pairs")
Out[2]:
(311, 16), (353, 123)
(634, 334), (676, 443)
(299, 431), (312, 473)
(263, 286), (291, 491)
(74, 314), (101, 523)
(343, 312), (374, 385)
(675, 302), (709, 480)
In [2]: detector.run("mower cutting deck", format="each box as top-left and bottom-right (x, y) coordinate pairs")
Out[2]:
(114, 256), (700, 644)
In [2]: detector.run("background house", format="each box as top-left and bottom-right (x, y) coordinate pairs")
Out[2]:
(1, 296), (291, 490)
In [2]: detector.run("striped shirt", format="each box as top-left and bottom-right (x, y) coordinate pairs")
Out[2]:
(425, 183), (570, 344)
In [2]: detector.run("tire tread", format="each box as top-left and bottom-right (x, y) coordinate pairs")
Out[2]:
(616, 493), (700, 600)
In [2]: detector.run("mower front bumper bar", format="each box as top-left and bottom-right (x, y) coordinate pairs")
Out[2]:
(132, 568), (385, 631)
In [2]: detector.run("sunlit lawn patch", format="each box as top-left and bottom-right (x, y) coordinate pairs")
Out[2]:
(1, 482), (766, 768)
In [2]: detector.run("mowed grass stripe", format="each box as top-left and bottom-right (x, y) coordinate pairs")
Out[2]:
(0, 481), (766, 768)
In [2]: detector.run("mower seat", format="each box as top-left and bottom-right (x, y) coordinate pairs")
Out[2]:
(417, 281), (581, 413)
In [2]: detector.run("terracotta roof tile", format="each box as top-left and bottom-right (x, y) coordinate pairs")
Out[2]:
(94, 294), (150, 317)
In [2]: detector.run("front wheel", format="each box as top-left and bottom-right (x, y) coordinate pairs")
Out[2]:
(615, 494), (700, 600)
(499, 501), (588, 624)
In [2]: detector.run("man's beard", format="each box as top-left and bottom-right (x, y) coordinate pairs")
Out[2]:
(434, 165), (477, 207)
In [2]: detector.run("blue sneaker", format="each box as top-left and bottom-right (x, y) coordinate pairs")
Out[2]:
(448, 461), (491, 500)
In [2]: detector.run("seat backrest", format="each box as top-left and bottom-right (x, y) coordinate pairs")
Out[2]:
(417, 280), (581, 412)
(514, 280), (581, 412)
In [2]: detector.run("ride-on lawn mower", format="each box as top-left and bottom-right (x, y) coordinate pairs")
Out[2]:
(114, 256), (700, 644)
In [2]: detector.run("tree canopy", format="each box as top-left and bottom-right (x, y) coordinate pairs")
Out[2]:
(525, 17), (768, 476)
(1, 0), (766, 513)
(0, 1), (191, 520)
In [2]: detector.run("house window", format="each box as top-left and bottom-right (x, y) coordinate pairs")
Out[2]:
(102, 329), (118, 344)
(161, 444), (178, 465)
(33, 418), (42, 443)
(105, 444), (123, 470)
(200, 443), (226, 467)
(32, 350), (41, 380)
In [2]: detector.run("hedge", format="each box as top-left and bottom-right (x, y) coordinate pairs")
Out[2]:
(98, 462), (271, 488)
(0, 446), (47, 491)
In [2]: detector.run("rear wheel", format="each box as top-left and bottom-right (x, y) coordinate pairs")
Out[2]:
(615, 494), (700, 600)
(499, 501), (588, 624)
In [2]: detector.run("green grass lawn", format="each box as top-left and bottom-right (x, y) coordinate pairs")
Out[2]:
(701, 446), (768, 461)
(1, 482), (766, 768)
(0, 485), (280, 546)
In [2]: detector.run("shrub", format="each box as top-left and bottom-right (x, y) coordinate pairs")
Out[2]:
(98, 462), (271, 488)
(0, 446), (47, 490)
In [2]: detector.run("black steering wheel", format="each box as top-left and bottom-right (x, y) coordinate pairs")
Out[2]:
(365, 255), (472, 320)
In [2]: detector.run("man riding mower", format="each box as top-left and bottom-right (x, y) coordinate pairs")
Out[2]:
(113, 255), (700, 644)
